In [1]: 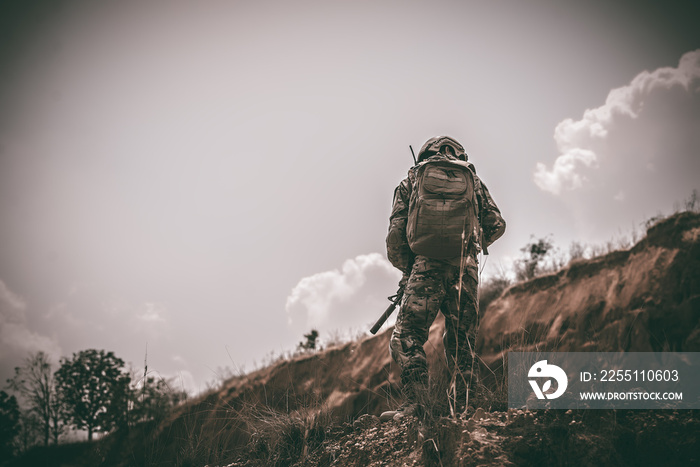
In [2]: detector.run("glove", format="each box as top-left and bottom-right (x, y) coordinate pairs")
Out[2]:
(399, 273), (409, 289)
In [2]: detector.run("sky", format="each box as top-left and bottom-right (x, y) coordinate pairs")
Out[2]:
(1, 0), (699, 395)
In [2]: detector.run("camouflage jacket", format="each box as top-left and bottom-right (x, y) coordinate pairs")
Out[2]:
(386, 153), (506, 274)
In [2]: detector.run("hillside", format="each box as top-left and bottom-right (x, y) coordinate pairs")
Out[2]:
(480, 210), (700, 356)
(10, 211), (700, 466)
(146, 211), (700, 466)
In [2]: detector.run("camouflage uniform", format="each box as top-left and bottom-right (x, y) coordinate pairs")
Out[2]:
(386, 136), (506, 408)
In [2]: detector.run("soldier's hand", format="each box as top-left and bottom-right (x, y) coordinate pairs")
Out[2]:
(399, 273), (409, 289)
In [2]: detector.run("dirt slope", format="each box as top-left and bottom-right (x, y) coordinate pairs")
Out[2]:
(478, 211), (700, 370)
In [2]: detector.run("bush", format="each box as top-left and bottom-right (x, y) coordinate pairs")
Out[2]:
(514, 236), (554, 281)
(479, 271), (511, 311)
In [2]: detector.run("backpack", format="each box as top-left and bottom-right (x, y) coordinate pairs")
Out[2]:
(406, 159), (479, 259)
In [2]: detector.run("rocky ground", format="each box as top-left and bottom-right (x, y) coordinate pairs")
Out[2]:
(224, 407), (699, 467)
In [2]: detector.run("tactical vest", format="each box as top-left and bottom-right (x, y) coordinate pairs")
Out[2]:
(406, 159), (479, 259)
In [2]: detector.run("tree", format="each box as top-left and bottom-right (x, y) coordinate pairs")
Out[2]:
(6, 351), (63, 447)
(132, 375), (187, 424)
(15, 409), (41, 454)
(0, 390), (20, 460)
(104, 372), (132, 434)
(49, 386), (64, 445)
(55, 349), (132, 441)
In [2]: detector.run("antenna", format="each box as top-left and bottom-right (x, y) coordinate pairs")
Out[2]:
(409, 145), (417, 165)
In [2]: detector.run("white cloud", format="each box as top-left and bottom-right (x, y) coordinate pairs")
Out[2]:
(0, 279), (62, 371)
(137, 302), (167, 323)
(534, 148), (598, 195)
(535, 49), (700, 196)
(533, 50), (700, 239)
(285, 253), (402, 335)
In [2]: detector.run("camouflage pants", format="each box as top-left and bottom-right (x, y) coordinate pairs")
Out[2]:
(389, 255), (479, 401)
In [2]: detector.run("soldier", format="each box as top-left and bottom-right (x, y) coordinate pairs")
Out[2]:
(381, 136), (506, 421)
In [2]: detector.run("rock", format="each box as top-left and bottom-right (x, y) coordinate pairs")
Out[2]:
(472, 407), (486, 421)
(353, 414), (380, 430)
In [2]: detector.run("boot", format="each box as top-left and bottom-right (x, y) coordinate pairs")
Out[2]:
(380, 378), (427, 422)
(379, 401), (420, 422)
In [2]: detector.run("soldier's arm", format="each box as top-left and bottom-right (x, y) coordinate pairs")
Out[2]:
(477, 178), (506, 247)
(386, 178), (413, 274)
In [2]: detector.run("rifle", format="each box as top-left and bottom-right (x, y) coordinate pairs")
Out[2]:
(370, 285), (405, 335)
(371, 146), (415, 334)
(476, 187), (489, 256)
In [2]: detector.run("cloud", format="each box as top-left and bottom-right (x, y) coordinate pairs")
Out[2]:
(536, 49), (700, 195)
(533, 49), (700, 236)
(0, 280), (25, 312)
(137, 302), (167, 323)
(0, 279), (62, 374)
(534, 148), (598, 195)
(285, 253), (402, 336)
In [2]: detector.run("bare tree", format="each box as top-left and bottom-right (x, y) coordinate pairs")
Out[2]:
(16, 409), (41, 453)
(49, 386), (65, 445)
(6, 351), (63, 446)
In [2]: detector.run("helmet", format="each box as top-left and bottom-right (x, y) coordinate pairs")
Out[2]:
(416, 136), (467, 163)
